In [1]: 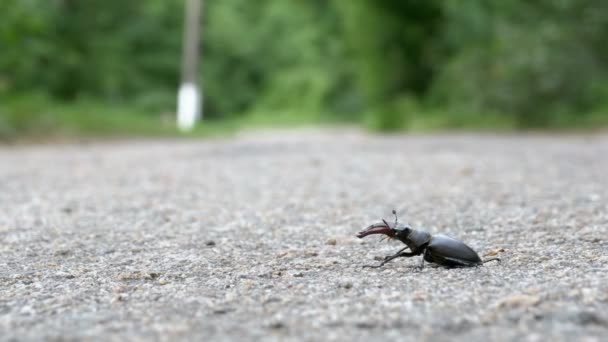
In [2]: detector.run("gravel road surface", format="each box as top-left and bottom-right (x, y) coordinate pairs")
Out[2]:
(1, 129), (607, 341)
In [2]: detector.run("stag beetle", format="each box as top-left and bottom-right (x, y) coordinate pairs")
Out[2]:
(356, 210), (500, 269)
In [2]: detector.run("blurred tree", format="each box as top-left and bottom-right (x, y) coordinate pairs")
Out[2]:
(0, 0), (182, 108)
(431, 0), (608, 126)
(334, 0), (443, 129)
(335, 0), (443, 101)
(203, 0), (355, 119)
(1, 0), (607, 129)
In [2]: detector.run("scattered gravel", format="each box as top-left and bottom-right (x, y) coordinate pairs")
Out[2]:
(1, 129), (607, 341)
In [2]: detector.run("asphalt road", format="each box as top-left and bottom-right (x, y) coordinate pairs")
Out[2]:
(1, 129), (607, 341)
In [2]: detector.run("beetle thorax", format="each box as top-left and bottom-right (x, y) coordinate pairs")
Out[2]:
(395, 226), (432, 253)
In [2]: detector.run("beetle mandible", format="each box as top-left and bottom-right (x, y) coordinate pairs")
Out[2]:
(356, 210), (500, 269)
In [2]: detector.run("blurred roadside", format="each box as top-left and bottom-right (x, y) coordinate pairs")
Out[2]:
(1, 0), (607, 142)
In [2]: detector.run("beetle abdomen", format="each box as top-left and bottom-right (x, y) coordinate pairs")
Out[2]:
(425, 234), (482, 267)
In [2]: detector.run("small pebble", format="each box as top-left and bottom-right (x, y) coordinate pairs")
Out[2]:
(54, 272), (75, 279)
(54, 249), (71, 257)
(355, 322), (375, 329)
(496, 294), (541, 309)
(575, 311), (607, 326)
(268, 321), (285, 330)
(213, 308), (233, 315)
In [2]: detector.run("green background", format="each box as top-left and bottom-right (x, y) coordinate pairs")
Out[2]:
(1, 0), (607, 140)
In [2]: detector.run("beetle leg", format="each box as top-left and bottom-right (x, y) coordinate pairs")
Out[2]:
(415, 256), (425, 271)
(363, 246), (414, 268)
(482, 257), (501, 264)
(382, 246), (409, 261)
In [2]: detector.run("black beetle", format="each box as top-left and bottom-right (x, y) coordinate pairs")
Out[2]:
(356, 210), (500, 269)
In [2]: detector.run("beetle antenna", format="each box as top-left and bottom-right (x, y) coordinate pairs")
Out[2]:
(392, 209), (398, 226)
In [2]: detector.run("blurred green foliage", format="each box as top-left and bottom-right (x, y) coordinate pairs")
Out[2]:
(1, 0), (608, 139)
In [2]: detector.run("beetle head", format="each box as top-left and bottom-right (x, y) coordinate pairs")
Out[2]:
(356, 210), (412, 240)
(392, 224), (413, 241)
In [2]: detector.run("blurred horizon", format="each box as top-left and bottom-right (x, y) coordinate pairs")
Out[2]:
(1, 0), (608, 141)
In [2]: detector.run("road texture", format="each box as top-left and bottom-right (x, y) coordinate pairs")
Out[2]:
(1, 129), (607, 341)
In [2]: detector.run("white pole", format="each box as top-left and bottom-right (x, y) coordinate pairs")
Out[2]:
(177, 82), (200, 131)
(177, 0), (202, 131)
